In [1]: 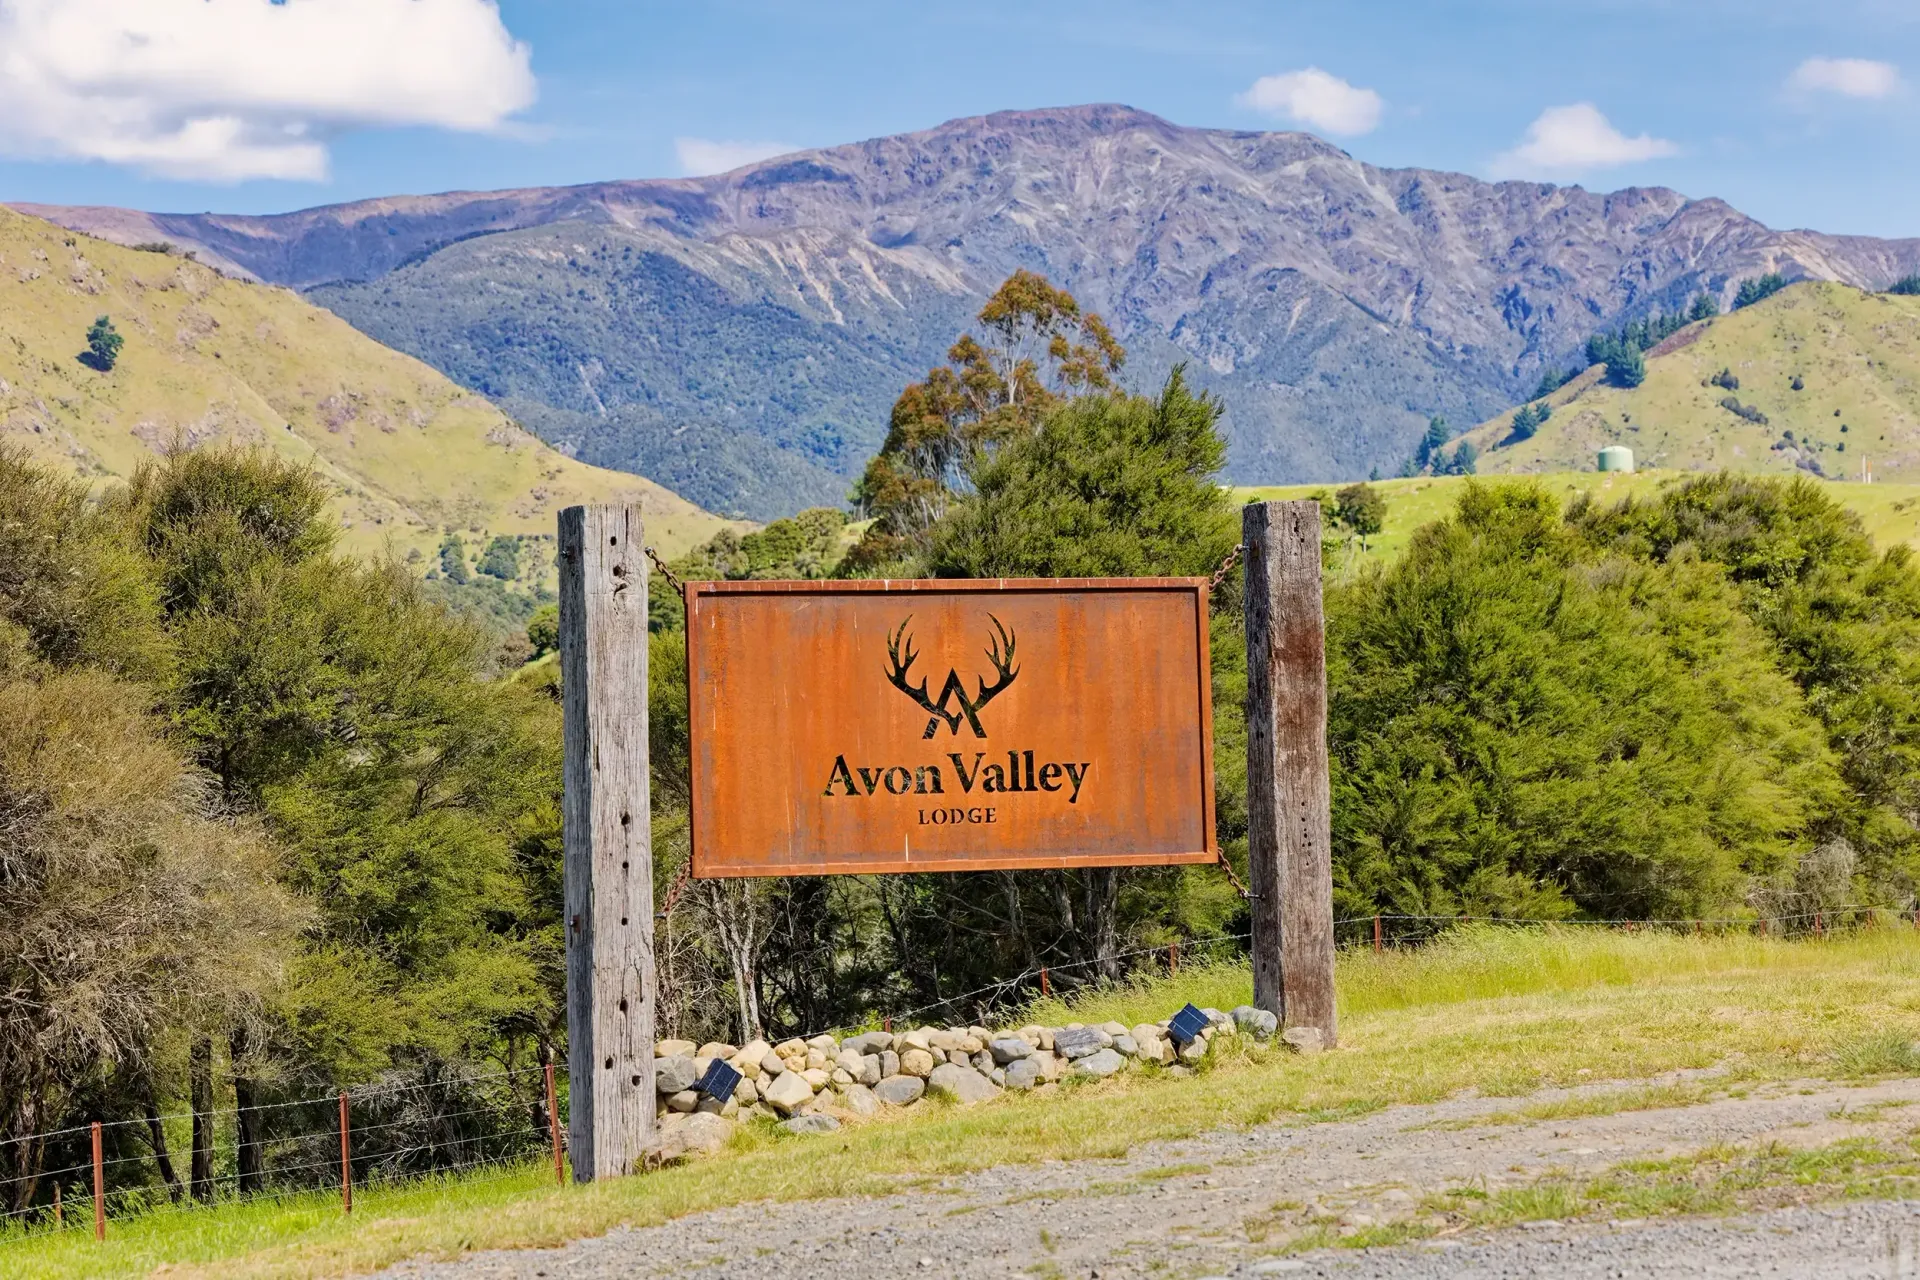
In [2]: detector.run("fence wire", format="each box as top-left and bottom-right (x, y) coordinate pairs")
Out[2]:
(1, 903), (1909, 1246)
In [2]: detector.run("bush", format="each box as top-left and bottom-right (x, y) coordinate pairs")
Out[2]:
(83, 314), (123, 371)
(1329, 482), (1835, 920)
(1710, 368), (1740, 391)
(1719, 396), (1769, 426)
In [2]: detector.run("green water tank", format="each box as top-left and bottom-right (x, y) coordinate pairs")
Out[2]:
(1598, 445), (1635, 473)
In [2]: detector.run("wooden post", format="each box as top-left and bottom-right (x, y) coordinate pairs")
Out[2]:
(558, 505), (656, 1181)
(91, 1122), (104, 1241)
(1243, 501), (1337, 1046)
(1373, 915), (1382, 953)
(545, 1062), (564, 1186)
(338, 1092), (351, 1215)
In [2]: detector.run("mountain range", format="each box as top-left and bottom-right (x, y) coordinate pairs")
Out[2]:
(20, 104), (1920, 520)
(0, 205), (731, 570)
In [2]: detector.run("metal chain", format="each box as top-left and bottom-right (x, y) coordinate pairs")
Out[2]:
(656, 861), (694, 920)
(1215, 850), (1253, 900)
(1208, 542), (1245, 594)
(642, 545), (686, 594)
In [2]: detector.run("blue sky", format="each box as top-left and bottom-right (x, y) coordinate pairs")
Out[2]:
(0, 0), (1915, 238)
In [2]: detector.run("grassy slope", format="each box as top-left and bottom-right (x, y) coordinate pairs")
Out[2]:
(1461, 281), (1920, 480)
(9, 927), (1920, 1279)
(0, 207), (736, 565)
(1236, 472), (1920, 566)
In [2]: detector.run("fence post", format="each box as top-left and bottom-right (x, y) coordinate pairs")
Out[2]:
(558, 505), (656, 1182)
(1039, 967), (1050, 997)
(1815, 911), (1824, 939)
(1169, 939), (1180, 974)
(1373, 915), (1382, 954)
(91, 1122), (103, 1242)
(52, 1180), (60, 1230)
(338, 1092), (352, 1215)
(545, 1062), (564, 1187)
(1243, 501), (1337, 1046)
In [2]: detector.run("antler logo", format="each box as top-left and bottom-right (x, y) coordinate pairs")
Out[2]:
(884, 615), (1020, 739)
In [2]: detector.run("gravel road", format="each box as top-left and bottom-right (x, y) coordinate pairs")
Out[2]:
(381, 1074), (1920, 1280)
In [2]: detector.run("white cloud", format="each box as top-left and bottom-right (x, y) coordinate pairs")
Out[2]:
(1788, 57), (1902, 99)
(673, 138), (800, 177)
(0, 0), (536, 183)
(1491, 104), (1679, 178)
(1236, 68), (1384, 136)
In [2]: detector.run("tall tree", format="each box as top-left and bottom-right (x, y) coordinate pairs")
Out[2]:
(847, 271), (1123, 571)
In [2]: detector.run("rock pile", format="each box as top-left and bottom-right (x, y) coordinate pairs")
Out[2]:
(651, 1004), (1288, 1158)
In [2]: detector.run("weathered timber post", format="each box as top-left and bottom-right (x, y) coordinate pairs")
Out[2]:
(559, 505), (656, 1180)
(1243, 500), (1337, 1045)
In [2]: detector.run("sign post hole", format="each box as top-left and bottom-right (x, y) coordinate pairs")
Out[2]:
(1243, 500), (1337, 1046)
(558, 505), (656, 1181)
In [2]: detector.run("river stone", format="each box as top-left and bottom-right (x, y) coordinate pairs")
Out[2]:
(1232, 1006), (1280, 1040)
(774, 1038), (807, 1059)
(735, 1076), (758, 1106)
(1202, 1008), (1234, 1032)
(1113, 1034), (1139, 1057)
(1178, 1033), (1209, 1064)
(1100, 1021), (1130, 1037)
(843, 1032), (890, 1055)
(806, 1033), (840, 1054)
(762, 1070), (814, 1115)
(666, 1089), (699, 1113)
(1033, 1050), (1065, 1081)
(734, 1039), (773, 1072)
(695, 1041), (735, 1061)
(805, 1049), (829, 1071)
(1004, 1058), (1042, 1090)
(835, 1049), (865, 1076)
(1281, 1026), (1325, 1054)
(1071, 1048), (1125, 1078)
(859, 1054), (882, 1086)
(926, 1028), (959, 1052)
(839, 1083), (880, 1117)
(801, 1067), (832, 1090)
(990, 1067), (1006, 1086)
(781, 1113), (841, 1135)
(956, 1033), (982, 1054)
(900, 1028), (932, 1052)
(1017, 1024), (1047, 1047)
(927, 1062), (1000, 1105)
(655, 1038), (697, 1058)
(830, 1068), (853, 1087)
(990, 1037), (1034, 1064)
(881, 1049), (901, 1078)
(679, 1111), (731, 1155)
(873, 1075), (925, 1106)
(971, 1050), (995, 1074)
(900, 1048), (936, 1078)
(1052, 1026), (1110, 1059)
(655, 1054), (698, 1094)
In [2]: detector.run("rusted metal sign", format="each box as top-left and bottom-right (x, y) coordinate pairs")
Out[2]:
(685, 578), (1217, 877)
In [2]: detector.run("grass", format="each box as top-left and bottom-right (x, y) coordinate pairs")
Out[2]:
(1234, 470), (1920, 568)
(9, 926), (1920, 1279)
(1457, 281), (1920, 485)
(0, 207), (736, 569)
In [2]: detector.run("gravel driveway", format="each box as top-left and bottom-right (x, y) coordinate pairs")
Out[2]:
(380, 1074), (1920, 1280)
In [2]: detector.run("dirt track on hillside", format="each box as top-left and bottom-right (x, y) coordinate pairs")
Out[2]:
(381, 1073), (1920, 1280)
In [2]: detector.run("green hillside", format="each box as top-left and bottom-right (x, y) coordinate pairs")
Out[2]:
(0, 207), (736, 571)
(1462, 281), (1920, 481)
(1238, 471), (1920, 564)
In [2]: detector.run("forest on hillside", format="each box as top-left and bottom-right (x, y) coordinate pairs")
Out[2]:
(6, 273), (1920, 1216)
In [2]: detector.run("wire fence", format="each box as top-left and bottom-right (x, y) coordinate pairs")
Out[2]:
(2, 901), (1910, 1248)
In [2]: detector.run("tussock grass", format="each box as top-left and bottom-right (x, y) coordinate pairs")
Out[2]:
(9, 926), (1920, 1279)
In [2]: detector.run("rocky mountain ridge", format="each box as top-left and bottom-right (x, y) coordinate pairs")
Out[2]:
(20, 105), (1920, 517)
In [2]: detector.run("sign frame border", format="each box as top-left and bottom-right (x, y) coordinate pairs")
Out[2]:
(684, 576), (1219, 878)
